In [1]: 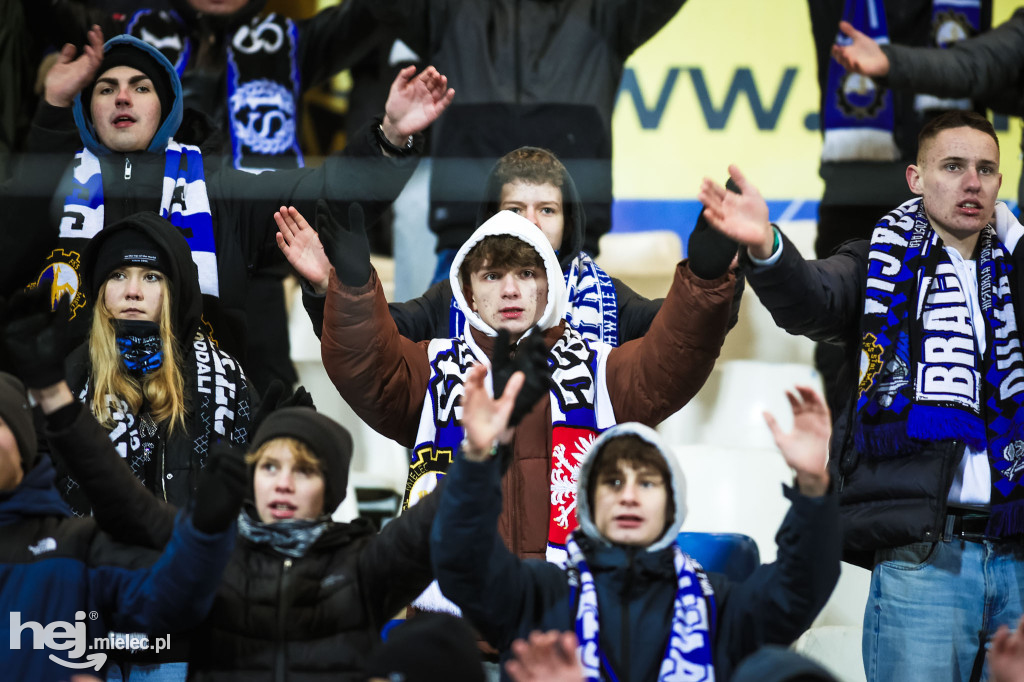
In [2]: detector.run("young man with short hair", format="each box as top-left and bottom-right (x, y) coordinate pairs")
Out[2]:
(430, 362), (839, 681)
(699, 109), (1024, 681)
(318, 204), (735, 574)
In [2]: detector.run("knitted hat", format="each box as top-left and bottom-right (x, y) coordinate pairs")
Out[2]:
(0, 373), (38, 474)
(364, 613), (485, 682)
(82, 42), (174, 127)
(87, 228), (170, 298)
(250, 407), (352, 512)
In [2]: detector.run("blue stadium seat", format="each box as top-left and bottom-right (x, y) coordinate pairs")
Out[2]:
(677, 532), (760, 582)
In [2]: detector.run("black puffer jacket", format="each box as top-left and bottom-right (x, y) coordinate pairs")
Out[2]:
(744, 229), (1024, 567)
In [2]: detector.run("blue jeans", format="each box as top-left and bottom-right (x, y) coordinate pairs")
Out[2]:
(863, 539), (1024, 682)
(106, 662), (188, 682)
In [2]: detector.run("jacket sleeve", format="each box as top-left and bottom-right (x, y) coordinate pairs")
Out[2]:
(295, 1), (383, 89)
(349, 0), (434, 56)
(882, 9), (1024, 112)
(89, 512), (235, 636)
(211, 121), (419, 272)
(389, 279), (452, 342)
(359, 480), (445, 624)
(320, 267), (431, 447)
(44, 401), (177, 548)
(598, 0), (688, 58)
(713, 486), (841, 667)
(431, 452), (568, 649)
(743, 230), (866, 344)
(607, 263), (734, 425)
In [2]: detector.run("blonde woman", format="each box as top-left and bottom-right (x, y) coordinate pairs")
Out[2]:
(56, 211), (251, 515)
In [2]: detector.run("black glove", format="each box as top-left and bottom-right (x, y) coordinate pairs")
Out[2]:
(491, 329), (552, 427)
(688, 177), (741, 280)
(1, 287), (71, 389)
(251, 380), (315, 433)
(191, 441), (247, 534)
(316, 199), (371, 287)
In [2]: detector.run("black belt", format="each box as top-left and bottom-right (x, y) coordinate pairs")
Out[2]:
(944, 509), (992, 542)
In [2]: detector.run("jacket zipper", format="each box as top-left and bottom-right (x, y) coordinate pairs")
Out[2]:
(620, 552), (634, 682)
(275, 557), (293, 682)
(159, 440), (168, 502)
(124, 156), (132, 180)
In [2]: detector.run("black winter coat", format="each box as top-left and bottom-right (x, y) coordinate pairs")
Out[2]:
(745, 229), (1024, 567)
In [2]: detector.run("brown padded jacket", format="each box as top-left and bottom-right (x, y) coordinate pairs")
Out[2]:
(321, 261), (734, 560)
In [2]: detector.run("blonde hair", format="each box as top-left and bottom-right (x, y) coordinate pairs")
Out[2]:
(89, 278), (187, 433)
(246, 437), (322, 473)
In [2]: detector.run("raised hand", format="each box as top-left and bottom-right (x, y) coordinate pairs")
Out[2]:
(491, 329), (552, 427)
(505, 631), (584, 682)
(191, 441), (247, 534)
(275, 205), (330, 294)
(315, 200), (371, 288)
(831, 21), (890, 77)
(45, 25), (105, 108)
(381, 65), (455, 144)
(763, 385), (831, 497)
(461, 363), (524, 461)
(697, 165), (775, 259)
(990, 615), (1024, 682)
(2, 287), (72, 390)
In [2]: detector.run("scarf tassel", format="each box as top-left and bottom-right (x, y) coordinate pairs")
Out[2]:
(987, 499), (1024, 538)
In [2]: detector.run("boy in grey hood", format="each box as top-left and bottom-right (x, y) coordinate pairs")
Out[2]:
(431, 365), (840, 681)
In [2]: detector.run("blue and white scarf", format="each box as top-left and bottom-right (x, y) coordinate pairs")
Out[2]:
(856, 199), (1024, 536)
(822, 0), (899, 162)
(566, 534), (716, 682)
(915, 0), (982, 113)
(57, 141), (219, 299)
(449, 254), (619, 345)
(127, 9), (303, 173)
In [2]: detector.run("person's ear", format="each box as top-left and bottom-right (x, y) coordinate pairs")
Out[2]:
(906, 164), (924, 195)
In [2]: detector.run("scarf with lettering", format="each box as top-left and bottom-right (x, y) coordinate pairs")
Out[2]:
(126, 9), (303, 173)
(566, 534), (715, 682)
(60, 330), (250, 516)
(448, 253), (619, 346)
(915, 1), (982, 113)
(856, 198), (1024, 536)
(408, 325), (615, 613)
(822, 0), (899, 162)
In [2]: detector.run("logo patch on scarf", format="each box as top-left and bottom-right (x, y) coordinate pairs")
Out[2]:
(837, 72), (887, 119)
(229, 79), (297, 156)
(35, 249), (87, 319)
(549, 427), (596, 546)
(859, 333), (884, 396)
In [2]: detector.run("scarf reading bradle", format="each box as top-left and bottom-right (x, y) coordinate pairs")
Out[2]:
(58, 141), (220, 299)
(448, 253), (620, 345)
(126, 9), (303, 173)
(566, 534), (715, 682)
(857, 198), (1024, 536)
(62, 331), (248, 516)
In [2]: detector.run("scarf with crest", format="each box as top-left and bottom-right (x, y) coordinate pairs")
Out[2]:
(856, 198), (1024, 536)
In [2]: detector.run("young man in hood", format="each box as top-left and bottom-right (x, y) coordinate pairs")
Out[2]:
(318, 200), (734, 574)
(430, 362), (839, 681)
(14, 30), (452, 365)
(699, 110), (1024, 681)
(283, 146), (741, 345)
(0, 372), (240, 681)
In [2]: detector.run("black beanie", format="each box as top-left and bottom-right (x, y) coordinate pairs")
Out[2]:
(83, 43), (174, 126)
(0, 373), (38, 474)
(364, 613), (485, 682)
(87, 228), (171, 298)
(250, 407), (352, 512)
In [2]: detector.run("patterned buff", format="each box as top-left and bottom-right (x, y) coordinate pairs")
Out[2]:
(115, 319), (163, 376)
(57, 141), (219, 300)
(448, 253), (619, 345)
(856, 198), (1024, 536)
(127, 9), (303, 173)
(566, 534), (716, 682)
(914, 0), (981, 113)
(237, 505), (329, 559)
(822, 0), (898, 162)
